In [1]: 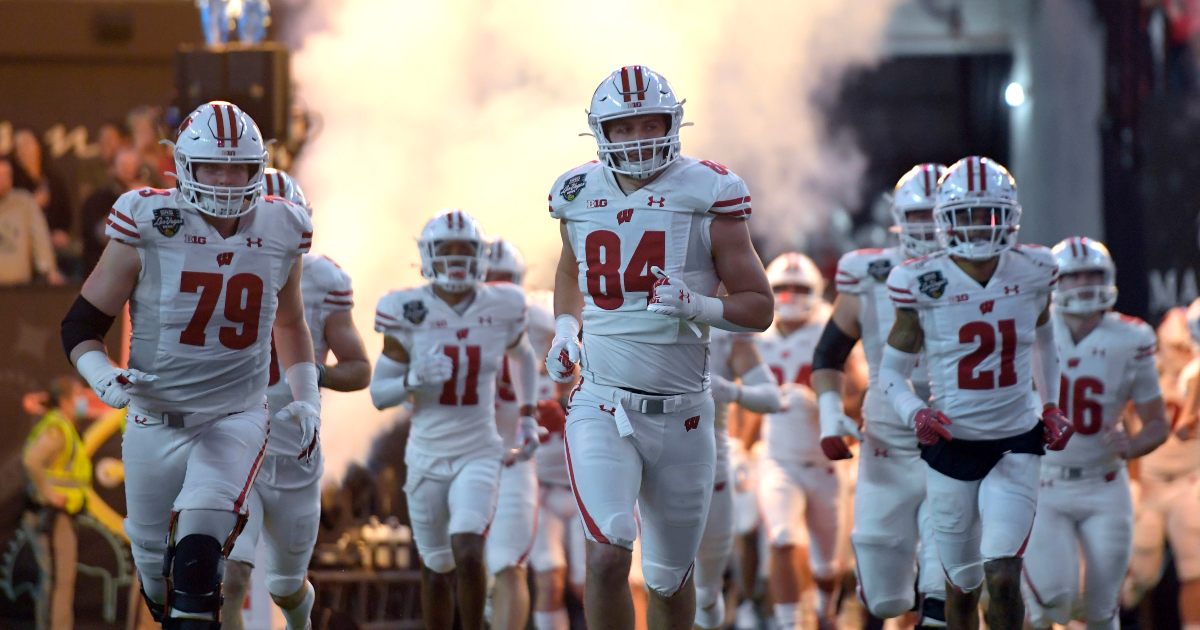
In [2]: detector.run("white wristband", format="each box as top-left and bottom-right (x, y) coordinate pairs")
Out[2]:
(286, 362), (321, 408)
(75, 350), (114, 386)
(555, 314), (581, 339)
(818, 391), (845, 420)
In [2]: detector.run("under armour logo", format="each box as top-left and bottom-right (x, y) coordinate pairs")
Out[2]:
(599, 404), (616, 416)
(874, 448), (889, 458)
(617, 208), (635, 224)
(456, 328), (469, 340)
(1004, 285), (1020, 295)
(246, 237), (263, 248)
(647, 196), (665, 208)
(678, 289), (690, 303)
(979, 300), (995, 315)
(1092, 347), (1106, 358)
(684, 415), (700, 431)
(216, 252), (234, 267)
(478, 316), (492, 325)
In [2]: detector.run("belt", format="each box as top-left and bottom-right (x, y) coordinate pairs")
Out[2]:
(1041, 463), (1121, 482)
(130, 409), (238, 428)
(585, 381), (709, 437)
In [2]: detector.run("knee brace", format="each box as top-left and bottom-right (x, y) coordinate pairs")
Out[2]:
(163, 534), (223, 628)
(421, 547), (456, 574)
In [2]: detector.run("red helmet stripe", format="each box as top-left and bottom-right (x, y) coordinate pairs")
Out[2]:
(978, 158), (986, 191)
(966, 158), (975, 192)
(225, 104), (239, 148)
(633, 66), (646, 100)
(620, 67), (632, 103)
(212, 103), (226, 144)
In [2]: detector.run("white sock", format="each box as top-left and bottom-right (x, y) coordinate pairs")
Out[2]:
(279, 581), (315, 630)
(736, 600), (759, 630)
(775, 602), (800, 629)
(533, 609), (569, 630)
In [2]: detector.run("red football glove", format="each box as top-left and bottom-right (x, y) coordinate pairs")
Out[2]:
(914, 408), (953, 446)
(536, 399), (566, 442)
(820, 436), (854, 461)
(1041, 406), (1074, 451)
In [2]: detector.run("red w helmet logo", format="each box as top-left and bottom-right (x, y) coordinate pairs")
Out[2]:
(616, 209), (634, 224)
(684, 416), (700, 432)
(618, 65), (648, 103)
(209, 103), (240, 148)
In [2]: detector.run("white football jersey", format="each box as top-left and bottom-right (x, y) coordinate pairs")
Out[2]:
(1141, 358), (1200, 478)
(548, 157), (751, 393)
(886, 246), (1058, 439)
(375, 283), (526, 457)
(1044, 310), (1160, 468)
(104, 187), (311, 414)
(836, 246), (930, 428)
(265, 253), (355, 461)
(757, 306), (830, 462)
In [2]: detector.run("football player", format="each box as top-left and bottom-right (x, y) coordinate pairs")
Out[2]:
(371, 210), (540, 630)
(695, 327), (781, 629)
(880, 156), (1072, 629)
(1019, 237), (1167, 630)
(547, 65), (773, 629)
(755, 252), (842, 629)
(1125, 303), (1200, 629)
(483, 238), (543, 630)
(221, 169), (371, 630)
(812, 164), (948, 627)
(61, 101), (319, 628)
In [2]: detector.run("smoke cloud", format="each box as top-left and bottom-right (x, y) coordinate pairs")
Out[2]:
(285, 0), (900, 478)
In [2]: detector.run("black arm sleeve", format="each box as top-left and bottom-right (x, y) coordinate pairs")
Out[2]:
(61, 295), (115, 359)
(812, 318), (859, 372)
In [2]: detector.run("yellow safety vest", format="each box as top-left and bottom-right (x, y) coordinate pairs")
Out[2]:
(24, 410), (92, 514)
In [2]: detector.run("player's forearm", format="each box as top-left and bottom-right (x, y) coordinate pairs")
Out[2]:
(274, 318), (316, 370)
(1129, 400), (1170, 458)
(811, 369), (843, 398)
(369, 354), (409, 410)
(554, 266), (583, 321)
(880, 345), (925, 426)
(321, 359), (371, 392)
(715, 291), (773, 332)
(506, 336), (539, 414)
(736, 363), (782, 413)
(1031, 321), (1060, 409)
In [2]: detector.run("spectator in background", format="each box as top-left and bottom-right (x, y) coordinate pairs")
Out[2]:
(126, 106), (175, 188)
(0, 158), (62, 286)
(11, 128), (74, 247)
(22, 375), (94, 630)
(76, 121), (130, 203)
(80, 147), (149, 275)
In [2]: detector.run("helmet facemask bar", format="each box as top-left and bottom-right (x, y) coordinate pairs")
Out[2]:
(590, 111), (682, 180)
(773, 284), (818, 323)
(1053, 267), (1117, 314)
(934, 203), (1021, 261)
(893, 205), (940, 258)
(422, 238), (486, 293)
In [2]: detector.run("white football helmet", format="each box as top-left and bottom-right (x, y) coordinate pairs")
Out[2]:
(262, 167), (311, 215)
(766, 252), (825, 323)
(891, 163), (946, 258)
(418, 210), (487, 293)
(1050, 236), (1118, 314)
(588, 65), (684, 179)
(169, 101), (268, 218)
(933, 156), (1022, 260)
(485, 238), (526, 284)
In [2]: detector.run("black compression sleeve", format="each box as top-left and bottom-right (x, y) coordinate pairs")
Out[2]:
(61, 295), (115, 358)
(812, 318), (859, 371)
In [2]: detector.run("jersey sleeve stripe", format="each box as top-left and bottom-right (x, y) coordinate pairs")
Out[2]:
(376, 310), (399, 322)
(328, 290), (353, 296)
(890, 297), (917, 304)
(711, 195), (751, 208)
(109, 208), (137, 228)
(836, 277), (860, 285)
(301, 231), (313, 238)
(887, 285), (912, 294)
(105, 218), (140, 239)
(325, 299), (354, 306)
(709, 208), (751, 218)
